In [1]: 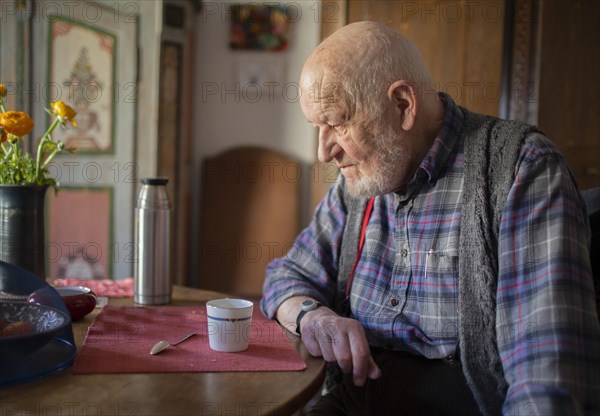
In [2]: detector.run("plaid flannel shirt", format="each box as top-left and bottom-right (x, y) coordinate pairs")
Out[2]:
(261, 94), (600, 414)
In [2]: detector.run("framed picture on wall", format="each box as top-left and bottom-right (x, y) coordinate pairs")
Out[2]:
(48, 17), (116, 154)
(229, 4), (291, 51)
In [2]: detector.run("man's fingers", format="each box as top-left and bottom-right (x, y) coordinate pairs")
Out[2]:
(300, 320), (323, 357)
(367, 355), (382, 380)
(301, 319), (337, 362)
(348, 325), (373, 386)
(300, 315), (378, 387)
(332, 335), (353, 374)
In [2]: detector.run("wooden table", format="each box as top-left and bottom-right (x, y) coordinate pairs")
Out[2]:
(2, 286), (326, 415)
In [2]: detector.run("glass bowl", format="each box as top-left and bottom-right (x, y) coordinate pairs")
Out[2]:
(0, 301), (71, 360)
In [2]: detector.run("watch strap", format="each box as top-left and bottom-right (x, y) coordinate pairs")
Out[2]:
(295, 302), (321, 335)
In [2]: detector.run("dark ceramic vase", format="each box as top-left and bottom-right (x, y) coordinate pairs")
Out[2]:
(0, 185), (48, 279)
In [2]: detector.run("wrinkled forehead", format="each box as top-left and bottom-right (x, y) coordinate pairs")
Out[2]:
(300, 75), (340, 106)
(299, 64), (348, 121)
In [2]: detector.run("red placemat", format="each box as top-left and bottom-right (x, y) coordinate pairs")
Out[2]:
(54, 277), (133, 297)
(73, 306), (306, 374)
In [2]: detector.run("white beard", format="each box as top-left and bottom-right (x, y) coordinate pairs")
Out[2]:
(345, 124), (404, 198)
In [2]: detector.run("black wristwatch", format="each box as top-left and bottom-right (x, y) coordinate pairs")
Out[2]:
(295, 299), (321, 335)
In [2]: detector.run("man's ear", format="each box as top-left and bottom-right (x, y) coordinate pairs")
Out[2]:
(387, 81), (417, 131)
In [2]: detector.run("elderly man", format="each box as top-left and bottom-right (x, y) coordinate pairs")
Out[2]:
(260, 21), (599, 415)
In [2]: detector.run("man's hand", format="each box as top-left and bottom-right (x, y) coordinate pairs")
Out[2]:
(276, 297), (381, 386)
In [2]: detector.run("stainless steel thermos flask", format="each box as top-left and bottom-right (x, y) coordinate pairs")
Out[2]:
(134, 177), (171, 305)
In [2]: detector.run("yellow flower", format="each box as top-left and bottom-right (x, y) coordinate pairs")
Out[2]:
(50, 101), (77, 126)
(1, 83), (78, 186)
(0, 111), (34, 137)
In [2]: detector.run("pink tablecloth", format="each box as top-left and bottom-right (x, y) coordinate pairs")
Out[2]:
(54, 277), (134, 297)
(73, 306), (306, 374)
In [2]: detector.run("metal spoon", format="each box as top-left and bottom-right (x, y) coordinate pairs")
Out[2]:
(150, 332), (196, 355)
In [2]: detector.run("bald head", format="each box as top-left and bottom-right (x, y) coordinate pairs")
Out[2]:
(300, 21), (433, 122)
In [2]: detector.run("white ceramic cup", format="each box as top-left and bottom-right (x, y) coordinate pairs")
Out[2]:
(206, 298), (254, 352)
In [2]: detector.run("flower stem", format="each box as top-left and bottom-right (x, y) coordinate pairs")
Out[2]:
(35, 117), (61, 180)
(2, 143), (13, 160)
(34, 137), (48, 180)
(41, 147), (62, 169)
(42, 117), (61, 140)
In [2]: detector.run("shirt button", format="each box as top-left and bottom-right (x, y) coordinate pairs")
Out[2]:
(443, 355), (456, 365)
(400, 248), (408, 257)
(390, 298), (399, 307)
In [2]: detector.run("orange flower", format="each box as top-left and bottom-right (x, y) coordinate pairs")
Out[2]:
(50, 101), (77, 126)
(0, 87), (78, 186)
(0, 111), (34, 137)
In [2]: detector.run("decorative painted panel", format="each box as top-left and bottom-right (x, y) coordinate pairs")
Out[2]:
(46, 187), (114, 279)
(48, 17), (116, 154)
(31, 2), (138, 279)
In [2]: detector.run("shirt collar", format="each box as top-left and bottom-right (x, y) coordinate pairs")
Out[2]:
(415, 92), (464, 186)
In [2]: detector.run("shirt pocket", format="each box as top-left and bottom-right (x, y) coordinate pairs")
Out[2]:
(415, 247), (459, 341)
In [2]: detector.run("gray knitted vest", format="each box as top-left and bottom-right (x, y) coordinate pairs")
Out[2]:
(337, 107), (538, 415)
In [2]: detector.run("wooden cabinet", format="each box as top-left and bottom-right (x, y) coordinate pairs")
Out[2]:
(535, 0), (600, 190)
(347, 0), (505, 117)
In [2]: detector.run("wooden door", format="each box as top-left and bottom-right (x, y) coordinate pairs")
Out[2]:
(158, 0), (196, 285)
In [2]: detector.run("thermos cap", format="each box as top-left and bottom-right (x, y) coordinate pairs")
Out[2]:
(141, 177), (168, 186)
(137, 177), (170, 209)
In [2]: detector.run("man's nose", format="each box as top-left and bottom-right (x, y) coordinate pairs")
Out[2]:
(317, 127), (340, 163)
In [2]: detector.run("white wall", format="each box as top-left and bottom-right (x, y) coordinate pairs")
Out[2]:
(192, 0), (320, 164)
(190, 0), (321, 280)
